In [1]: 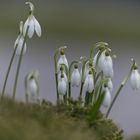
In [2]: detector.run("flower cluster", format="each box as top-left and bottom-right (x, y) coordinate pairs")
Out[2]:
(54, 42), (140, 118)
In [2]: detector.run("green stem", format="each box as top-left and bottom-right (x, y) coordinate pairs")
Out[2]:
(79, 58), (88, 99)
(106, 60), (135, 118)
(54, 49), (59, 103)
(12, 27), (29, 100)
(68, 82), (71, 99)
(79, 82), (84, 99)
(55, 73), (59, 102)
(1, 44), (18, 100)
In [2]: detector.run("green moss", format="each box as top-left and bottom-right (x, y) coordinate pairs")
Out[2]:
(0, 97), (123, 140)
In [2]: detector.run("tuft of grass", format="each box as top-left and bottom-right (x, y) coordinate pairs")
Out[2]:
(0, 97), (123, 140)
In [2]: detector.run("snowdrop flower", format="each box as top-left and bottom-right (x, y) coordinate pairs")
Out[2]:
(25, 70), (40, 104)
(103, 86), (111, 108)
(58, 74), (67, 95)
(98, 50), (113, 78)
(57, 48), (69, 71)
(71, 64), (81, 87)
(58, 66), (68, 84)
(130, 67), (140, 90)
(14, 21), (27, 55)
(84, 71), (94, 93)
(23, 2), (41, 38)
(107, 78), (113, 92)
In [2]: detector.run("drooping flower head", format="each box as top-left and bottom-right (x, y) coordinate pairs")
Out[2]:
(71, 64), (81, 87)
(130, 64), (140, 90)
(84, 70), (94, 93)
(107, 78), (113, 92)
(102, 84), (111, 108)
(14, 21), (27, 55)
(97, 48), (113, 78)
(23, 2), (42, 38)
(25, 70), (40, 103)
(58, 66), (68, 85)
(58, 74), (67, 95)
(57, 46), (69, 71)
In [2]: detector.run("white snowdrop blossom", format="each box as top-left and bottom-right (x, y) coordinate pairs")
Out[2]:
(14, 21), (27, 55)
(102, 55), (113, 78)
(58, 75), (67, 95)
(107, 78), (113, 92)
(84, 71), (94, 93)
(103, 87), (111, 108)
(97, 50), (113, 78)
(57, 50), (69, 71)
(71, 65), (81, 87)
(58, 72), (68, 85)
(23, 2), (41, 38)
(130, 69), (140, 90)
(25, 70), (40, 104)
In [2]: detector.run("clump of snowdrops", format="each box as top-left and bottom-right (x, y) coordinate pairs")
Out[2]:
(54, 42), (140, 120)
(0, 1), (140, 132)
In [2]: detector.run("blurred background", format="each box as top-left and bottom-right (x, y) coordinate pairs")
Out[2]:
(0, 0), (140, 138)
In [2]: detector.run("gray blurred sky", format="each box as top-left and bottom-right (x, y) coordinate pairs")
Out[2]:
(0, 0), (140, 138)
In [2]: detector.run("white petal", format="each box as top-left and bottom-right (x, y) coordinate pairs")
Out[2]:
(27, 79), (38, 95)
(58, 79), (67, 95)
(58, 72), (68, 85)
(103, 88), (111, 107)
(23, 18), (29, 36)
(102, 56), (113, 78)
(107, 78), (113, 92)
(88, 76), (94, 93)
(71, 69), (81, 87)
(84, 75), (94, 93)
(28, 17), (35, 38)
(33, 16), (42, 37)
(84, 76), (89, 91)
(57, 55), (69, 70)
(130, 70), (140, 90)
(98, 51), (106, 70)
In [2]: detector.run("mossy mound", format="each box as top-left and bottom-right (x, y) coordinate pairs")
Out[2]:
(0, 98), (123, 140)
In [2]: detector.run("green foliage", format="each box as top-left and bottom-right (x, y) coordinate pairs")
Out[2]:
(0, 97), (124, 140)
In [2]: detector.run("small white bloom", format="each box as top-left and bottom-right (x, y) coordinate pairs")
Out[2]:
(130, 69), (140, 90)
(57, 51), (69, 71)
(98, 51), (105, 71)
(97, 50), (113, 78)
(58, 71), (68, 85)
(103, 87), (111, 108)
(23, 2), (41, 38)
(58, 75), (67, 95)
(25, 70), (40, 104)
(71, 66), (81, 87)
(84, 72), (94, 93)
(102, 55), (113, 78)
(107, 78), (113, 92)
